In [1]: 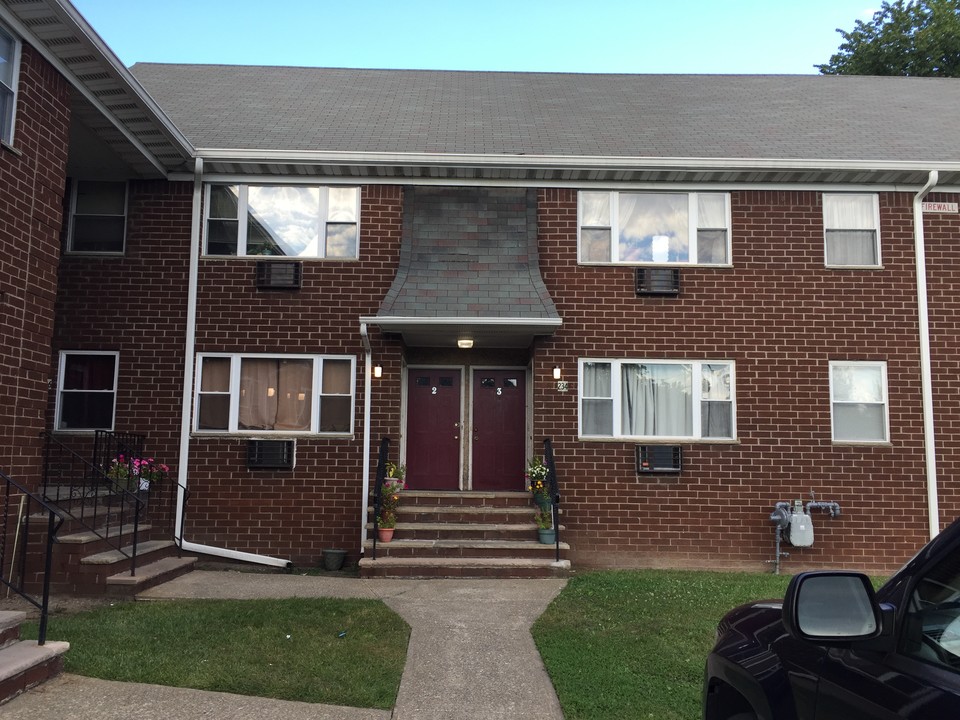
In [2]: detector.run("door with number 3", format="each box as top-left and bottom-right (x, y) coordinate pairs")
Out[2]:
(471, 370), (526, 491)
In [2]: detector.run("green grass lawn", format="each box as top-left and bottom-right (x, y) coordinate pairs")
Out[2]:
(532, 570), (793, 720)
(25, 597), (409, 709)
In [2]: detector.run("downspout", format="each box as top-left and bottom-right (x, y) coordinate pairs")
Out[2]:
(359, 323), (373, 553)
(175, 157), (290, 568)
(913, 170), (940, 539)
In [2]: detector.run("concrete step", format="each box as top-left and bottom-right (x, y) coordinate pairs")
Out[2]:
(58, 523), (154, 544)
(0, 611), (69, 705)
(107, 555), (197, 596)
(80, 539), (175, 565)
(363, 538), (569, 559)
(401, 490), (532, 508)
(398, 505), (536, 524)
(359, 555), (571, 579)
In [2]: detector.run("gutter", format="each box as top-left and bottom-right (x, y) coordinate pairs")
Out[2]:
(174, 157), (290, 569)
(196, 147), (960, 175)
(359, 324), (373, 554)
(913, 170), (940, 539)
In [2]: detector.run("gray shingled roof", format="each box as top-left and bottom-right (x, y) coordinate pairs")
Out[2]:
(129, 63), (960, 163)
(379, 187), (558, 320)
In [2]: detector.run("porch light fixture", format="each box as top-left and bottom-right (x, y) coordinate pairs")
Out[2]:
(553, 366), (562, 380)
(457, 339), (474, 349)
(373, 365), (383, 378)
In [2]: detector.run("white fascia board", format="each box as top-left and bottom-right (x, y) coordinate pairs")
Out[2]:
(1, 0), (195, 176)
(197, 147), (960, 175)
(360, 316), (562, 327)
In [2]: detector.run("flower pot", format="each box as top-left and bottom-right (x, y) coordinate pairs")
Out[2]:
(538, 528), (556, 545)
(534, 494), (551, 511)
(322, 549), (347, 571)
(378, 527), (395, 543)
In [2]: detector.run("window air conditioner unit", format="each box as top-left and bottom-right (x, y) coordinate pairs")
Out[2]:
(255, 261), (302, 290)
(635, 268), (680, 296)
(636, 445), (682, 474)
(247, 439), (295, 469)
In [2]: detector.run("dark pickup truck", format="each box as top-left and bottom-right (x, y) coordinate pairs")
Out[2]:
(704, 517), (960, 719)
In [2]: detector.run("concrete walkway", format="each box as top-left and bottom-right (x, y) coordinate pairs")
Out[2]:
(3, 571), (567, 719)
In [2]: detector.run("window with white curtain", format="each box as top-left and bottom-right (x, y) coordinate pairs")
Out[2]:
(579, 359), (735, 440)
(204, 184), (360, 258)
(830, 361), (888, 442)
(195, 354), (355, 434)
(823, 194), (880, 267)
(0, 22), (20, 145)
(578, 191), (730, 265)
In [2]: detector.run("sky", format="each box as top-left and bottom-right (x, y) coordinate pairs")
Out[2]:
(68, 0), (879, 75)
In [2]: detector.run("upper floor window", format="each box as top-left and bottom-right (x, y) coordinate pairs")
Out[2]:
(67, 181), (128, 254)
(579, 191), (730, 265)
(195, 353), (355, 434)
(830, 361), (888, 443)
(579, 359), (735, 440)
(823, 194), (880, 267)
(0, 22), (20, 145)
(204, 184), (359, 258)
(55, 351), (119, 431)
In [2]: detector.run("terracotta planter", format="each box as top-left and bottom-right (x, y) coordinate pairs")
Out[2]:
(378, 527), (395, 543)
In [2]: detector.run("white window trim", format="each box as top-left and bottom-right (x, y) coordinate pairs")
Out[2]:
(829, 360), (890, 443)
(194, 353), (356, 435)
(0, 21), (21, 147)
(823, 193), (882, 269)
(577, 191), (732, 266)
(578, 358), (736, 441)
(54, 350), (119, 432)
(65, 180), (129, 255)
(202, 184), (361, 259)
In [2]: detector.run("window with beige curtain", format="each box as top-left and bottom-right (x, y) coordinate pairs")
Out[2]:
(238, 358), (313, 431)
(195, 354), (354, 434)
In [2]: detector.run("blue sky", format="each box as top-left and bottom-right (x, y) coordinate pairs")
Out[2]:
(70, 1), (877, 75)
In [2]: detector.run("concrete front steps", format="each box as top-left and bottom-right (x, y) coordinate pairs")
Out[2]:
(359, 490), (570, 578)
(43, 506), (196, 596)
(0, 611), (68, 705)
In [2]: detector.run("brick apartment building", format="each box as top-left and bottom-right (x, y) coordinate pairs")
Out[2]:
(3, 0), (960, 579)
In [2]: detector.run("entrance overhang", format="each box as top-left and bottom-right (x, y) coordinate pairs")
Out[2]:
(359, 315), (562, 349)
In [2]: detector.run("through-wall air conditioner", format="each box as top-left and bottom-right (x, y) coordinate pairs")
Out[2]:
(636, 445), (682, 474)
(635, 268), (680, 296)
(255, 261), (302, 290)
(247, 439), (295, 469)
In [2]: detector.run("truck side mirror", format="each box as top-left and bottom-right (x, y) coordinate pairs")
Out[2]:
(783, 572), (882, 643)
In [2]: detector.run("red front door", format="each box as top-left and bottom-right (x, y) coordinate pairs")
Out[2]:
(471, 370), (526, 491)
(404, 369), (461, 490)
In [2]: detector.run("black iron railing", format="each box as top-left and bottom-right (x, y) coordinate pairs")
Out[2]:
(370, 437), (391, 560)
(543, 438), (562, 562)
(1, 469), (62, 645)
(41, 431), (150, 577)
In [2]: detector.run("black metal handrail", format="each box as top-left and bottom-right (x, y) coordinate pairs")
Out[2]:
(543, 438), (562, 562)
(370, 437), (390, 560)
(1, 469), (63, 645)
(41, 431), (146, 577)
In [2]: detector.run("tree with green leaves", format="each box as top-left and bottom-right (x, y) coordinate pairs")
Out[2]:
(817, 0), (960, 76)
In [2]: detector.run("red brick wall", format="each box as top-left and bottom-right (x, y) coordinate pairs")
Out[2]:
(185, 184), (404, 564)
(536, 187), (939, 575)
(54, 180), (959, 574)
(0, 44), (70, 488)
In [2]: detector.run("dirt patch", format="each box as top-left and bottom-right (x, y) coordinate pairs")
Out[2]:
(0, 593), (123, 620)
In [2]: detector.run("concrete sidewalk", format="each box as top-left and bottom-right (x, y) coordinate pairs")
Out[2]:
(3, 571), (567, 719)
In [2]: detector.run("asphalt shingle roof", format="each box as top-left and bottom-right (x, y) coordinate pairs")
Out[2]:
(129, 64), (960, 163)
